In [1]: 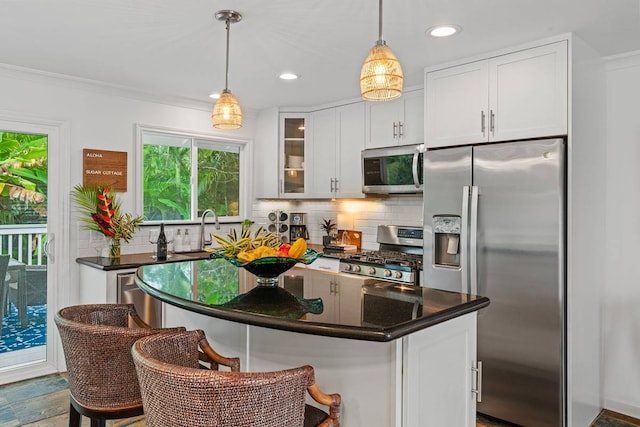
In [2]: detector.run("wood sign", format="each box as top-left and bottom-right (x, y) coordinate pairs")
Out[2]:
(82, 149), (128, 192)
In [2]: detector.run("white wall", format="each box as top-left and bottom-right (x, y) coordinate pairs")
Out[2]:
(603, 51), (640, 419)
(0, 65), (256, 308)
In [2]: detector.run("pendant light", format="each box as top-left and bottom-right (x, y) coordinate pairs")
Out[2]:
(212, 10), (243, 129)
(360, 0), (403, 101)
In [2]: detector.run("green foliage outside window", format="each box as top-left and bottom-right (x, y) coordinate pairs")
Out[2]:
(0, 132), (48, 224)
(142, 131), (242, 222)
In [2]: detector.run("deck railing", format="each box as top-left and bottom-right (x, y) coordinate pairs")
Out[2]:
(0, 225), (48, 265)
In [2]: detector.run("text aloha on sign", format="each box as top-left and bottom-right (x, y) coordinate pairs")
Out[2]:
(82, 149), (127, 191)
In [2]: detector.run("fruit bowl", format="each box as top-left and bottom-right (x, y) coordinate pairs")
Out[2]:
(210, 249), (321, 281)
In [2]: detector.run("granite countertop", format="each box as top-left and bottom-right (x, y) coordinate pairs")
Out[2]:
(135, 259), (489, 342)
(76, 251), (212, 271)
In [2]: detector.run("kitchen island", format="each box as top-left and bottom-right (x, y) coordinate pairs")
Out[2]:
(136, 258), (489, 426)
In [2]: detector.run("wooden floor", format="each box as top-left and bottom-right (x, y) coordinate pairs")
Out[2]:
(0, 373), (638, 426)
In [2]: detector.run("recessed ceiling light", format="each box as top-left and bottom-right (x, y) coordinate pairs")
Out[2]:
(279, 73), (299, 80)
(427, 25), (461, 38)
(209, 92), (220, 99)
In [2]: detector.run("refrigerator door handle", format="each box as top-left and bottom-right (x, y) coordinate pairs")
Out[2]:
(470, 185), (479, 295)
(461, 186), (470, 294)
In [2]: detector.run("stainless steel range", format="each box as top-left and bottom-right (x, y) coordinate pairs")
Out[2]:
(339, 225), (423, 285)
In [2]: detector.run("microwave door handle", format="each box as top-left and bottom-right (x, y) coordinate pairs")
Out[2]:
(461, 186), (470, 294)
(412, 151), (420, 188)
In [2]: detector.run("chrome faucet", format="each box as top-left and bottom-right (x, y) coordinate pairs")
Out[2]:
(200, 209), (220, 250)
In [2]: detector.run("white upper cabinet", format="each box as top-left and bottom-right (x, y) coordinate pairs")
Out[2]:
(280, 113), (309, 198)
(425, 41), (568, 148)
(366, 89), (424, 148)
(308, 102), (365, 199)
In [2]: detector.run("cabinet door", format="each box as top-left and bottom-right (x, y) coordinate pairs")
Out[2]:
(254, 108), (280, 198)
(308, 109), (337, 198)
(489, 41), (568, 141)
(425, 60), (489, 148)
(336, 102), (365, 198)
(280, 113), (308, 197)
(305, 272), (338, 323)
(398, 89), (424, 146)
(404, 313), (478, 427)
(366, 98), (402, 148)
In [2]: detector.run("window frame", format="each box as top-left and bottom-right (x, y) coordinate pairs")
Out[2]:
(135, 124), (251, 225)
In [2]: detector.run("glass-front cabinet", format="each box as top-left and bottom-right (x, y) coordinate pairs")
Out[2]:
(280, 113), (308, 197)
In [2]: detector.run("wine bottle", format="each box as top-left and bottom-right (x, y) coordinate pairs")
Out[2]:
(157, 223), (168, 261)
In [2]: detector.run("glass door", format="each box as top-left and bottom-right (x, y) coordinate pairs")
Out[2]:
(280, 114), (307, 196)
(0, 116), (65, 384)
(0, 131), (48, 370)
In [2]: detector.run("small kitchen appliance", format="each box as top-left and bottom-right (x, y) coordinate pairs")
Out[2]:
(289, 212), (309, 241)
(339, 225), (423, 285)
(361, 144), (424, 194)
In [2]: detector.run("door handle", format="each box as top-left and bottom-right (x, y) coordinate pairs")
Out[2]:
(412, 148), (421, 188)
(472, 360), (483, 402)
(44, 233), (54, 263)
(461, 186), (470, 294)
(470, 186), (479, 295)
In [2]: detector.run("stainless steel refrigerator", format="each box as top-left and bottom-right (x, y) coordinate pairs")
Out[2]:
(423, 138), (565, 427)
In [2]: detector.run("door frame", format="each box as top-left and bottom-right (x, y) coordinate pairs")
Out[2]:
(0, 111), (70, 384)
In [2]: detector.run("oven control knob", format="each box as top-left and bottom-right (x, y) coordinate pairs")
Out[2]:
(343, 264), (352, 272)
(368, 267), (376, 275)
(384, 269), (392, 277)
(394, 271), (403, 279)
(352, 265), (361, 273)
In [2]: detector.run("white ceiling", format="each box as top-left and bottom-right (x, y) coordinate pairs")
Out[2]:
(2, 0), (639, 112)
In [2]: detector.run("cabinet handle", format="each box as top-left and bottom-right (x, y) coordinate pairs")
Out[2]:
(334, 178), (339, 192)
(480, 111), (486, 135)
(490, 110), (495, 135)
(330, 178), (334, 192)
(472, 360), (483, 402)
(398, 122), (404, 138)
(392, 122), (398, 138)
(280, 179), (284, 194)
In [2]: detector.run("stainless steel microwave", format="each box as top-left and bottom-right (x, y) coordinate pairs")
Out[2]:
(362, 144), (424, 194)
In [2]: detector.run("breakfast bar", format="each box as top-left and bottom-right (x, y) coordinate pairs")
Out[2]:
(136, 258), (489, 426)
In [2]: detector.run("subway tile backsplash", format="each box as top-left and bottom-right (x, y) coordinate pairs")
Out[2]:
(252, 196), (423, 250)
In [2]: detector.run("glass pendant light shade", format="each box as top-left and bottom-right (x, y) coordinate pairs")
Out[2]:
(360, 41), (403, 101)
(212, 10), (243, 129)
(212, 90), (242, 129)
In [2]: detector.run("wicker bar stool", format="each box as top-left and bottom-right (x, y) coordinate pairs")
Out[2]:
(54, 303), (186, 427)
(132, 329), (341, 427)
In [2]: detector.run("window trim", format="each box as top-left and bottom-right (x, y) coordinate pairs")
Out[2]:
(135, 124), (251, 225)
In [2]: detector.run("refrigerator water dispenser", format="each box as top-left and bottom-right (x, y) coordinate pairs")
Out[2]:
(433, 215), (461, 268)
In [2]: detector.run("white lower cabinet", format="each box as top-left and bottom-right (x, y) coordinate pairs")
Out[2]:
(403, 312), (478, 427)
(210, 310), (478, 426)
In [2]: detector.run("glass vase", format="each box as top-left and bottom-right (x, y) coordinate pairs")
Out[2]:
(109, 239), (121, 258)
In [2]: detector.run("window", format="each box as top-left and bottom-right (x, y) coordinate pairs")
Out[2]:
(137, 126), (248, 223)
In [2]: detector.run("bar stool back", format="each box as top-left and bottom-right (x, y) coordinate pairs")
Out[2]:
(54, 303), (185, 427)
(132, 329), (341, 427)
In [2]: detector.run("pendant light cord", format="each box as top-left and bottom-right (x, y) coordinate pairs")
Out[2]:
(378, 0), (384, 43)
(224, 18), (231, 91)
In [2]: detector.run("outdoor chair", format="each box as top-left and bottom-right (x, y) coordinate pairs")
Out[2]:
(132, 329), (341, 427)
(9, 264), (47, 328)
(54, 303), (186, 427)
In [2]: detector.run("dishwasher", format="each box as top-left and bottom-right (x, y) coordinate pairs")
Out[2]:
(116, 271), (162, 328)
